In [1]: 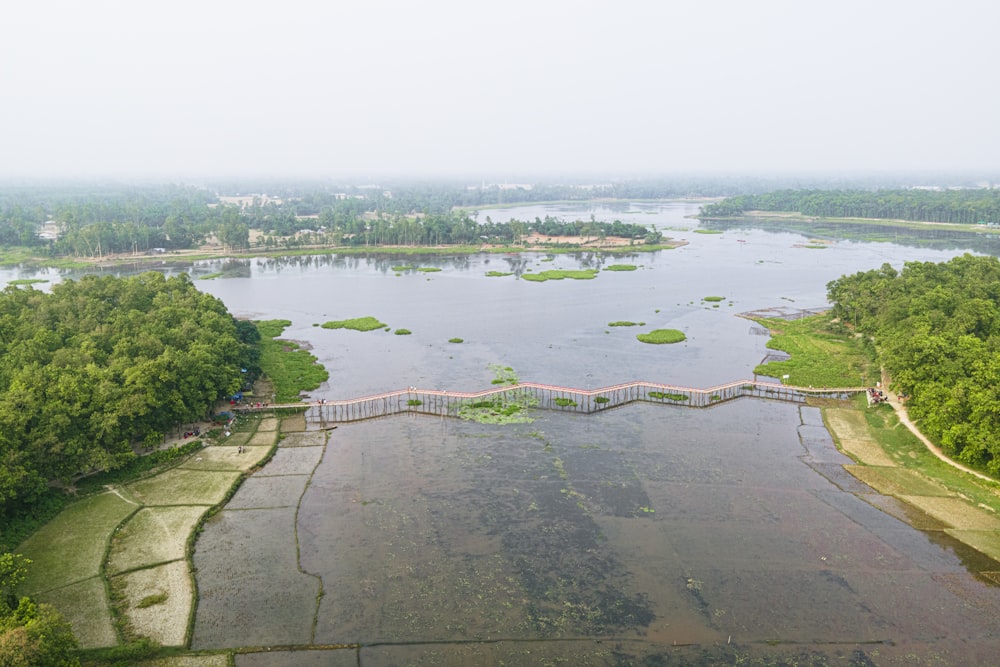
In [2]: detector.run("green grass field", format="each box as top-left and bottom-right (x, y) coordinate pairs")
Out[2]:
(753, 315), (876, 387)
(19, 492), (137, 593)
(127, 469), (241, 506)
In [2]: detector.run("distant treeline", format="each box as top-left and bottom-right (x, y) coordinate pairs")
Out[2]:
(827, 254), (1000, 474)
(5, 181), (1000, 258)
(281, 213), (662, 247)
(0, 184), (664, 257)
(0, 273), (260, 517)
(699, 189), (1000, 224)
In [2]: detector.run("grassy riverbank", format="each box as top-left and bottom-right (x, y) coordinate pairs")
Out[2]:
(753, 312), (1000, 571)
(751, 314), (878, 387)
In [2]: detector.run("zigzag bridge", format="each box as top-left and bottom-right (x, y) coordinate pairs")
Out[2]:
(236, 380), (862, 425)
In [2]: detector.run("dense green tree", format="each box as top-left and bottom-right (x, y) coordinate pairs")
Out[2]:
(827, 254), (1000, 474)
(701, 188), (1000, 224)
(0, 274), (256, 515)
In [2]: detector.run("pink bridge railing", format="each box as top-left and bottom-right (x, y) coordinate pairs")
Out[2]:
(240, 380), (862, 425)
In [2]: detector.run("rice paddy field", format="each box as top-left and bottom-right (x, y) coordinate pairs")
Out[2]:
(16, 415), (279, 649)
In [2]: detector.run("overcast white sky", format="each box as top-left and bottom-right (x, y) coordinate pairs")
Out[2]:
(2, 0), (998, 181)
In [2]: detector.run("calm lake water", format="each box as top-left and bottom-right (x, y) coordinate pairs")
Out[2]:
(9, 202), (1000, 664)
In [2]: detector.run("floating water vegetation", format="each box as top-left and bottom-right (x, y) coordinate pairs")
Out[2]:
(485, 271), (513, 277)
(417, 267), (442, 272)
(594, 396), (610, 404)
(554, 398), (577, 407)
(609, 321), (644, 327)
(702, 296), (725, 302)
(455, 389), (538, 424)
(648, 391), (689, 401)
(448, 337), (464, 343)
(198, 273), (223, 280)
(394, 328), (412, 335)
(321, 316), (387, 331)
(489, 363), (519, 385)
(407, 399), (422, 406)
(695, 229), (723, 234)
(637, 329), (686, 344)
(7, 278), (48, 285)
(605, 264), (638, 271)
(391, 265), (413, 271)
(521, 269), (599, 282)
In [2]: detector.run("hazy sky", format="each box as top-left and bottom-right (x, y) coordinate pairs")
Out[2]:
(2, 0), (998, 180)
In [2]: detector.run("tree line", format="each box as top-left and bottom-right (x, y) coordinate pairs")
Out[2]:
(0, 184), (672, 258)
(827, 254), (1000, 474)
(0, 273), (260, 518)
(700, 189), (1000, 225)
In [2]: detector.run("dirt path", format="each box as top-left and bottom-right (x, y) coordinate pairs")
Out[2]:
(887, 393), (996, 483)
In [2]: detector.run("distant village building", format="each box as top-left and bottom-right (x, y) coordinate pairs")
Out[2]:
(36, 221), (60, 241)
(216, 194), (283, 208)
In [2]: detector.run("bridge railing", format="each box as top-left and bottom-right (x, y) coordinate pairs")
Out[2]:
(296, 380), (861, 426)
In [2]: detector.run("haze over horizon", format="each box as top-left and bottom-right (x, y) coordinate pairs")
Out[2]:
(3, 0), (999, 182)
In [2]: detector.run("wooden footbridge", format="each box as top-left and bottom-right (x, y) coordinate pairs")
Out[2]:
(235, 379), (862, 425)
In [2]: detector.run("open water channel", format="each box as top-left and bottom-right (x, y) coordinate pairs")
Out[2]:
(7, 201), (1000, 664)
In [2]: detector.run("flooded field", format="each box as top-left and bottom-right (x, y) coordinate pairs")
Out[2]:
(194, 401), (1000, 664)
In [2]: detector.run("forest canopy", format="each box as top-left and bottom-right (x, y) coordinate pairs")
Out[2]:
(827, 254), (1000, 473)
(0, 273), (259, 516)
(700, 189), (1000, 224)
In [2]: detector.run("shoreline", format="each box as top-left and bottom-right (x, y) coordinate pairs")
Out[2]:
(3, 239), (687, 272)
(700, 210), (1000, 234)
(822, 396), (1000, 573)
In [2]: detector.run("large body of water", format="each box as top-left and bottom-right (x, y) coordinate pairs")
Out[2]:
(9, 201), (1000, 664)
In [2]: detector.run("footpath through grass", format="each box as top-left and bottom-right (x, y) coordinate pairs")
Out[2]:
(753, 313), (1000, 566)
(826, 398), (1000, 567)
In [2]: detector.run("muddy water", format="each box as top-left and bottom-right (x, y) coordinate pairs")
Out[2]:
(193, 400), (1000, 664)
